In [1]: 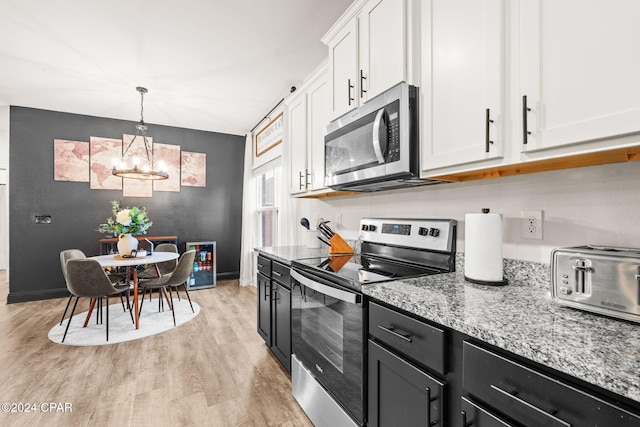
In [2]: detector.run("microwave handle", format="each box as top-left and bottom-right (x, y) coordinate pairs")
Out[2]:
(372, 108), (387, 164)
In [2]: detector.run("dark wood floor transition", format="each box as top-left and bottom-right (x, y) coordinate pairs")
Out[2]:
(0, 271), (313, 427)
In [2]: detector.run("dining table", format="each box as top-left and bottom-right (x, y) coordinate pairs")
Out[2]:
(89, 251), (180, 329)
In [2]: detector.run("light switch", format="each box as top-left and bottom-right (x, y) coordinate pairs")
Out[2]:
(35, 215), (52, 224)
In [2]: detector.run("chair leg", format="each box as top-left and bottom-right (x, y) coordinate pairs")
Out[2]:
(106, 295), (109, 342)
(119, 293), (126, 312)
(124, 291), (134, 324)
(139, 288), (147, 317)
(182, 285), (195, 313)
(96, 297), (102, 325)
(62, 297), (80, 343)
(168, 287), (176, 326)
(59, 294), (73, 325)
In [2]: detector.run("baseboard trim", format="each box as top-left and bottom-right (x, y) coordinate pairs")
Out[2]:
(7, 288), (69, 304)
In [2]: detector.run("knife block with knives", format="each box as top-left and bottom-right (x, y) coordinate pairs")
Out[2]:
(317, 219), (355, 254)
(328, 234), (355, 254)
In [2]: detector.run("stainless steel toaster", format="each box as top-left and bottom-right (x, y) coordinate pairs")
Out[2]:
(551, 245), (640, 323)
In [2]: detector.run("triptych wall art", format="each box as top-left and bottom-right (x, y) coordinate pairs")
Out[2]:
(53, 136), (206, 197)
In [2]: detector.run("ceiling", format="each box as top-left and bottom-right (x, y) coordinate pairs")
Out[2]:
(0, 0), (353, 136)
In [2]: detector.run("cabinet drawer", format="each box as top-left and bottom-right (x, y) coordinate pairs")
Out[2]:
(257, 255), (271, 276)
(369, 301), (446, 374)
(461, 397), (514, 427)
(272, 261), (291, 289)
(463, 341), (640, 427)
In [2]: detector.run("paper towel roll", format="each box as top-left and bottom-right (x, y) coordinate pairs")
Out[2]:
(464, 210), (508, 285)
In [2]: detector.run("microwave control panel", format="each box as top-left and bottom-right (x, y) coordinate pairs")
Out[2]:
(387, 100), (400, 162)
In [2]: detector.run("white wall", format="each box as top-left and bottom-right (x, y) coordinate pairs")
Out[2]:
(286, 160), (640, 264)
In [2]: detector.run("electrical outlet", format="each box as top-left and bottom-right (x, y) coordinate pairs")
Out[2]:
(521, 210), (543, 240)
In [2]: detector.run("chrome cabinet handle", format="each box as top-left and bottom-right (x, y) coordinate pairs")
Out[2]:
(485, 108), (494, 153)
(272, 271), (283, 277)
(305, 169), (311, 188)
(298, 171), (304, 190)
(490, 384), (571, 427)
(377, 325), (412, 342)
(523, 95), (532, 145)
(360, 69), (367, 98)
(348, 79), (355, 106)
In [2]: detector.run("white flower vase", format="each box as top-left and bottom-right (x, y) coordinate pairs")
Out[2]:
(117, 233), (138, 255)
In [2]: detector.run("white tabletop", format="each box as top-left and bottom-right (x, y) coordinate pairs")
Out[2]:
(89, 251), (179, 267)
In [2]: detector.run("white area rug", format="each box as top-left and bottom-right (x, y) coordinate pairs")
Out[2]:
(48, 298), (200, 346)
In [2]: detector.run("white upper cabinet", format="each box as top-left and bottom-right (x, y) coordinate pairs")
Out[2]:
(288, 91), (308, 195)
(519, 0), (640, 154)
(421, 0), (506, 174)
(328, 19), (359, 119)
(324, 0), (419, 120)
(307, 73), (331, 192)
(358, 0), (406, 102)
(286, 63), (331, 196)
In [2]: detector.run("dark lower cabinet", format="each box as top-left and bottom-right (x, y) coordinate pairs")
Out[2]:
(257, 272), (272, 345)
(256, 256), (272, 345)
(368, 340), (445, 427)
(256, 254), (292, 373)
(367, 298), (640, 427)
(271, 282), (291, 371)
(462, 341), (640, 427)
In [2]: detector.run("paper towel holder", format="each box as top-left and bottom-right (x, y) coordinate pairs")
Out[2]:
(464, 208), (509, 286)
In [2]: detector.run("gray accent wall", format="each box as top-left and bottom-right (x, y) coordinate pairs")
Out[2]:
(8, 106), (245, 303)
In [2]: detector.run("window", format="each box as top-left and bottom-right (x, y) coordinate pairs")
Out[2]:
(256, 167), (280, 247)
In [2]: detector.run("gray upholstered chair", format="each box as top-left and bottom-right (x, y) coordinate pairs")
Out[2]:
(61, 259), (131, 343)
(137, 243), (178, 279)
(60, 249), (131, 327)
(138, 250), (196, 326)
(59, 249), (87, 325)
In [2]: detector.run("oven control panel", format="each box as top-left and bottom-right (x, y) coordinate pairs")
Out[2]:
(360, 218), (456, 253)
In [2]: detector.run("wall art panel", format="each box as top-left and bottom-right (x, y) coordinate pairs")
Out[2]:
(181, 151), (206, 187)
(153, 143), (181, 192)
(90, 137), (123, 190)
(54, 139), (89, 182)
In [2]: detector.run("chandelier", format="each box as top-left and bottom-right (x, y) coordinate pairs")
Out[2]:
(112, 86), (168, 180)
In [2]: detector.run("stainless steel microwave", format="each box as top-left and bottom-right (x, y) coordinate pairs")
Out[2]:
(324, 82), (445, 192)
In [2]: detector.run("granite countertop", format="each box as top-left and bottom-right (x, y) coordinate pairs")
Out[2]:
(363, 268), (640, 405)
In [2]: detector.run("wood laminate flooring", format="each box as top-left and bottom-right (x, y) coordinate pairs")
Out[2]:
(0, 270), (313, 427)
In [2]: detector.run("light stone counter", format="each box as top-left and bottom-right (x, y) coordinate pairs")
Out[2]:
(362, 258), (640, 404)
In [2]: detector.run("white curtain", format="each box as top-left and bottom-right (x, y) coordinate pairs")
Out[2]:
(239, 134), (256, 286)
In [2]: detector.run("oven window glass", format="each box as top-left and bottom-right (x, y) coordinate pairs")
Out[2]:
(300, 291), (344, 372)
(292, 279), (363, 423)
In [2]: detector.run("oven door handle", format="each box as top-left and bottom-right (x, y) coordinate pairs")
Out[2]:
(291, 270), (360, 304)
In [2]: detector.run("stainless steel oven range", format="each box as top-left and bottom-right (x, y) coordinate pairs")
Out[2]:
(291, 218), (457, 427)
